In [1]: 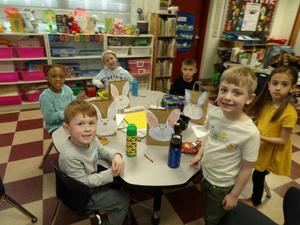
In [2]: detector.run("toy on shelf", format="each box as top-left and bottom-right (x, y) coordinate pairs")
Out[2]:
(21, 8), (39, 33)
(0, 22), (6, 33)
(168, 4), (179, 14)
(112, 18), (124, 35)
(68, 15), (81, 34)
(42, 9), (56, 33)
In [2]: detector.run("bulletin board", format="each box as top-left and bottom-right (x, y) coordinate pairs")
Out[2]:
(224, 0), (277, 34)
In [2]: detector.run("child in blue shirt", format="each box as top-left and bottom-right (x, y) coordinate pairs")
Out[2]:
(39, 64), (87, 133)
(92, 50), (133, 89)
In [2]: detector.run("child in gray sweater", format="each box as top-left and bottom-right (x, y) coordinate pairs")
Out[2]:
(59, 100), (129, 225)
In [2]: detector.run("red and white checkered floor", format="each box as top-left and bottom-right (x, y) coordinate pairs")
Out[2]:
(0, 109), (299, 225)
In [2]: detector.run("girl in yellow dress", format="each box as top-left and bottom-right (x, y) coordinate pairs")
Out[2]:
(246, 66), (298, 206)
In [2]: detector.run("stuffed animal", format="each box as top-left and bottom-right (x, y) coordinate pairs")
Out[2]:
(21, 9), (38, 33)
(0, 22), (6, 33)
(68, 15), (81, 34)
(168, 5), (179, 14)
(112, 18), (124, 35)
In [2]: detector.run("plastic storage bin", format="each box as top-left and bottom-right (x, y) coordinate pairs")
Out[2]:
(131, 46), (151, 56)
(0, 95), (22, 106)
(0, 72), (19, 83)
(72, 87), (84, 95)
(23, 91), (41, 102)
(0, 47), (14, 58)
(20, 71), (46, 81)
(15, 47), (45, 58)
(51, 47), (76, 57)
(108, 46), (129, 56)
(128, 59), (152, 75)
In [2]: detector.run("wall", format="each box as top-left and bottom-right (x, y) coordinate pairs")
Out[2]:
(199, 0), (300, 80)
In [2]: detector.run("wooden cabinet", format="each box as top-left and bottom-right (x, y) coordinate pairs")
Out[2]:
(150, 13), (177, 92)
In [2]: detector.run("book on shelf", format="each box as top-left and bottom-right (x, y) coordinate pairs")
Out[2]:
(155, 60), (173, 77)
(155, 78), (170, 92)
(157, 39), (175, 57)
(158, 17), (177, 36)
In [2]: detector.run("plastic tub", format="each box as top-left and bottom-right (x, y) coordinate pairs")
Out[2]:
(131, 46), (151, 56)
(20, 71), (46, 81)
(0, 47), (14, 58)
(23, 91), (41, 102)
(0, 95), (22, 106)
(108, 46), (129, 56)
(15, 47), (45, 58)
(0, 72), (19, 83)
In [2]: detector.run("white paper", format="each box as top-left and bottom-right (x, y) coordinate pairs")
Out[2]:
(241, 3), (261, 31)
(191, 125), (208, 139)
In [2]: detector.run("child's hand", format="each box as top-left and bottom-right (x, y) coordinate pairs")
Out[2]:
(190, 151), (203, 167)
(112, 154), (125, 176)
(77, 90), (87, 100)
(222, 193), (238, 211)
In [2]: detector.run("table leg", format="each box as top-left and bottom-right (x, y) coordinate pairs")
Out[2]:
(151, 189), (162, 225)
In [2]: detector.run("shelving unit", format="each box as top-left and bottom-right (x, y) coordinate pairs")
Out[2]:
(105, 34), (153, 90)
(150, 13), (177, 92)
(0, 33), (49, 112)
(0, 33), (154, 112)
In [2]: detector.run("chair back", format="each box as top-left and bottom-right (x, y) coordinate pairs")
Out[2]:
(0, 176), (5, 196)
(255, 72), (268, 96)
(283, 187), (300, 225)
(52, 162), (92, 214)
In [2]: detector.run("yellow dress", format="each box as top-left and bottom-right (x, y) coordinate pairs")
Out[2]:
(255, 103), (298, 176)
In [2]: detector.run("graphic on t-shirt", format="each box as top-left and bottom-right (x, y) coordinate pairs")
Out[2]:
(210, 125), (227, 142)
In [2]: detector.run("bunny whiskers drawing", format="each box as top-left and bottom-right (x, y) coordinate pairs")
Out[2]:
(146, 109), (180, 142)
(110, 81), (130, 110)
(90, 102), (118, 136)
(183, 89), (208, 120)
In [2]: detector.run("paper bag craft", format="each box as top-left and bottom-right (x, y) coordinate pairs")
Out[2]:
(109, 80), (130, 110)
(87, 98), (118, 136)
(146, 108), (180, 146)
(183, 81), (208, 125)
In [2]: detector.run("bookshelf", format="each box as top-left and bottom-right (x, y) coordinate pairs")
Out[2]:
(150, 13), (177, 92)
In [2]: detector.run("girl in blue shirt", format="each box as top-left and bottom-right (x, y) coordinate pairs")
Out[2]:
(39, 64), (87, 133)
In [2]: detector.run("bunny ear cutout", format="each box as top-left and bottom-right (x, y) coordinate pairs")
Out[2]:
(90, 103), (102, 120)
(122, 81), (130, 96)
(110, 84), (119, 98)
(197, 91), (208, 106)
(107, 101), (118, 119)
(185, 89), (192, 103)
(166, 109), (180, 126)
(146, 111), (159, 128)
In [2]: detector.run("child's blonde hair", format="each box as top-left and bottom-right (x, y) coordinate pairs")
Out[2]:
(102, 50), (118, 63)
(64, 101), (97, 124)
(221, 66), (257, 94)
(44, 64), (66, 77)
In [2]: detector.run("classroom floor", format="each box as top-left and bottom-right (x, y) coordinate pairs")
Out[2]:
(0, 108), (300, 225)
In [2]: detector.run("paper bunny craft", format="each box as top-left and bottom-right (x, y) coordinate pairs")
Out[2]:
(90, 101), (118, 136)
(110, 81), (130, 110)
(183, 90), (208, 120)
(146, 109), (180, 142)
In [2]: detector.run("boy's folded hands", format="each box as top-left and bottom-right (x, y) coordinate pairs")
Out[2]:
(112, 154), (125, 176)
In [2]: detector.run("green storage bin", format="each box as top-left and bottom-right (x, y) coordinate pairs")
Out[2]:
(72, 87), (84, 96)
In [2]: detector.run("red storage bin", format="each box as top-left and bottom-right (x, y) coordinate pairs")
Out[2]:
(20, 71), (46, 81)
(0, 72), (19, 83)
(0, 95), (22, 106)
(128, 59), (152, 75)
(23, 91), (41, 102)
(0, 47), (14, 58)
(15, 47), (45, 58)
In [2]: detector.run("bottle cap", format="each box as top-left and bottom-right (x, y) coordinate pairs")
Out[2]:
(127, 123), (137, 136)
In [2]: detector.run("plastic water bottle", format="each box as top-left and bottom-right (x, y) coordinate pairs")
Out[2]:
(126, 123), (137, 157)
(168, 134), (182, 168)
(132, 79), (138, 96)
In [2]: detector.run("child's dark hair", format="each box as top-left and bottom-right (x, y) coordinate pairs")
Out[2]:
(64, 100), (97, 124)
(247, 66), (298, 122)
(182, 58), (197, 67)
(44, 64), (66, 77)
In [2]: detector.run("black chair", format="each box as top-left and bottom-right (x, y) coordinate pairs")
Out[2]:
(50, 161), (104, 225)
(255, 72), (269, 96)
(39, 140), (55, 169)
(218, 186), (300, 225)
(283, 187), (300, 225)
(0, 176), (37, 223)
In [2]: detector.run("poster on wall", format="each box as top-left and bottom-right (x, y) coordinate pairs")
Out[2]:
(241, 3), (261, 31)
(176, 12), (194, 52)
(224, 0), (277, 33)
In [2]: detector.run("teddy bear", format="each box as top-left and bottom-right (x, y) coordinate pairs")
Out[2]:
(112, 18), (124, 35)
(68, 15), (81, 34)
